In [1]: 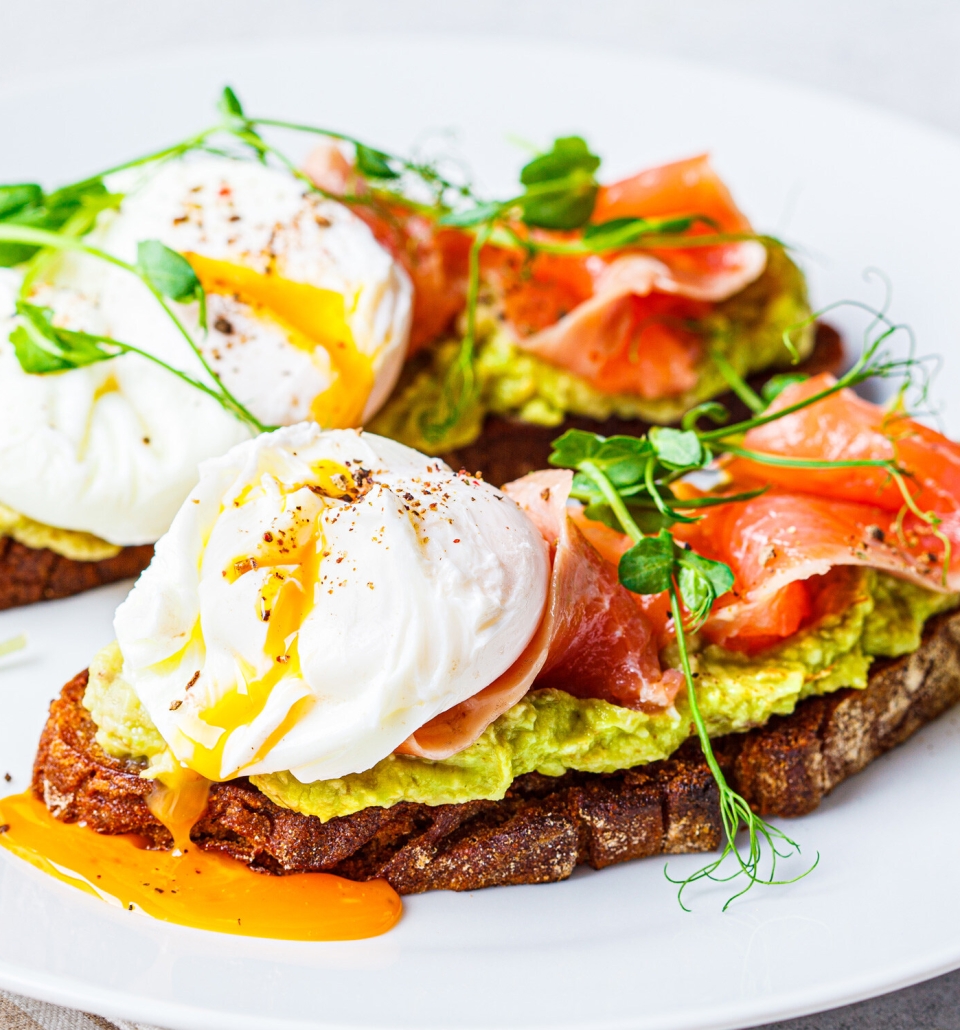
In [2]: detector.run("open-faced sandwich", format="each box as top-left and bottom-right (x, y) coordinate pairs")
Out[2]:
(4, 318), (958, 938)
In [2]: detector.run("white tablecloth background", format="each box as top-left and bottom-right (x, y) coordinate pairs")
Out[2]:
(1, 2), (958, 1027)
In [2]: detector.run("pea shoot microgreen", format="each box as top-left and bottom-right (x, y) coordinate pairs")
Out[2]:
(548, 300), (944, 908)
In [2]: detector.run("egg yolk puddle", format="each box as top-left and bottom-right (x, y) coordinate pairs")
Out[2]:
(0, 792), (401, 940)
(185, 253), (374, 428)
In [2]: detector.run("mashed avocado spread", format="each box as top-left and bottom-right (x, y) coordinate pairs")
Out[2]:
(0, 502), (121, 561)
(370, 246), (813, 453)
(84, 570), (957, 822)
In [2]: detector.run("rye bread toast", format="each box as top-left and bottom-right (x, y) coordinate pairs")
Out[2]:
(0, 538), (154, 612)
(30, 605), (960, 894)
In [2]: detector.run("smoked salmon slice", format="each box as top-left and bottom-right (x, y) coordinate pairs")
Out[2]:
(303, 142), (471, 355)
(675, 490), (957, 651)
(397, 470), (683, 760)
(489, 154), (767, 398)
(730, 373), (960, 515)
(305, 145), (770, 399)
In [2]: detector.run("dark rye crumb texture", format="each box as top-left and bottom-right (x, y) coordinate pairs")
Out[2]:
(31, 607), (960, 895)
(0, 538), (154, 611)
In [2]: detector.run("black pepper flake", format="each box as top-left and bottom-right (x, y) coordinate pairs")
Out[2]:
(865, 525), (885, 543)
(0, 824), (8, 834)
(3, 773), (10, 782)
(185, 670), (201, 691)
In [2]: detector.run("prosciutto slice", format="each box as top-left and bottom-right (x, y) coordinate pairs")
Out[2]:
(304, 142), (471, 355)
(506, 155), (767, 397)
(397, 470), (683, 760)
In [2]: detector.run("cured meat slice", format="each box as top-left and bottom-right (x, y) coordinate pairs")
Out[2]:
(499, 155), (767, 397)
(731, 373), (960, 515)
(307, 145), (768, 397)
(303, 143), (471, 355)
(593, 153), (754, 232)
(676, 490), (959, 651)
(398, 471), (682, 760)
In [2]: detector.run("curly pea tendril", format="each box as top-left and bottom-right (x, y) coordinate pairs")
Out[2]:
(1, 88), (946, 907)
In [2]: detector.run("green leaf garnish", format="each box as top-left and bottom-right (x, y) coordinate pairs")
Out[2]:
(218, 85), (246, 121)
(519, 168), (598, 230)
(355, 144), (401, 180)
(676, 547), (735, 624)
(649, 426), (703, 468)
(137, 240), (202, 304)
(12, 302), (116, 372)
(520, 136), (600, 186)
(618, 531), (675, 594)
(0, 180), (116, 267)
(0, 184), (43, 221)
(761, 372), (808, 405)
(681, 400), (729, 432)
(548, 428), (603, 468)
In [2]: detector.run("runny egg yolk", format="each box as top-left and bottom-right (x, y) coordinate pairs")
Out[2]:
(0, 791), (402, 940)
(185, 253), (375, 428)
(184, 459), (357, 782)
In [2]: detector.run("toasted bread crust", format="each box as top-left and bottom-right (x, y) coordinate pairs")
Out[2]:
(31, 606), (960, 894)
(0, 537), (153, 611)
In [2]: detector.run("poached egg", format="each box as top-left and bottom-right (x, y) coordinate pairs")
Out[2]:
(114, 427), (550, 783)
(0, 156), (412, 545)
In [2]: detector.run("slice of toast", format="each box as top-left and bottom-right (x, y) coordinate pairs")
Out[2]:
(0, 538), (154, 611)
(30, 606), (960, 895)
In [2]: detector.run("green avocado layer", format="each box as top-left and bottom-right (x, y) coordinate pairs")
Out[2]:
(85, 571), (956, 823)
(369, 245), (813, 453)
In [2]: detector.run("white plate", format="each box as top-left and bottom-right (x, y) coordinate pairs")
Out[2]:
(2, 34), (960, 1030)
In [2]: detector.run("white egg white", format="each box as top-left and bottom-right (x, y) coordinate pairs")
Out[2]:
(114, 427), (550, 783)
(0, 157), (412, 545)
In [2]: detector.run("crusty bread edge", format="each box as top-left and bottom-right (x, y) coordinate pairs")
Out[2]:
(0, 537), (153, 611)
(29, 609), (960, 894)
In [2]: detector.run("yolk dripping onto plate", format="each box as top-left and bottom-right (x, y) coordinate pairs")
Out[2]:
(186, 253), (375, 428)
(0, 791), (402, 940)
